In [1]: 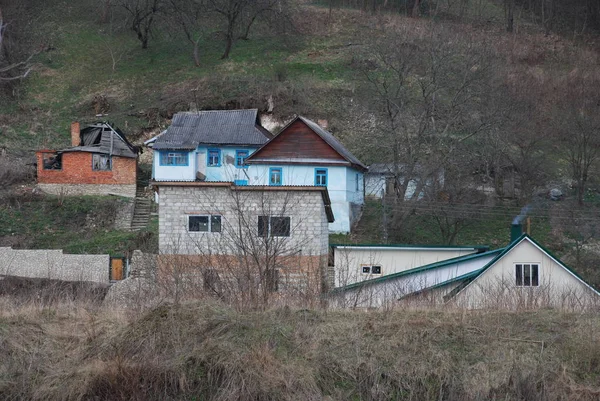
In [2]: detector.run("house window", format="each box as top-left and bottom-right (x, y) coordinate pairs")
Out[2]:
(269, 167), (282, 186)
(160, 151), (188, 166)
(258, 216), (291, 237)
(92, 154), (112, 171)
(315, 168), (328, 186)
(188, 215), (222, 233)
(207, 149), (221, 166)
(515, 263), (539, 287)
(42, 152), (62, 170)
(361, 265), (382, 275)
(235, 150), (249, 168)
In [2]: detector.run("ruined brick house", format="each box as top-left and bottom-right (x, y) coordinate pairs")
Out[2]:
(153, 180), (334, 304)
(36, 122), (139, 198)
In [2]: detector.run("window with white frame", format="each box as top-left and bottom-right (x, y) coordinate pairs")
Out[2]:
(92, 154), (112, 171)
(207, 149), (221, 166)
(515, 263), (539, 287)
(160, 151), (188, 166)
(188, 215), (222, 232)
(361, 265), (382, 275)
(258, 216), (290, 237)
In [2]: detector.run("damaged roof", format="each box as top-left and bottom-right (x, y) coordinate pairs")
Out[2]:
(61, 122), (138, 158)
(152, 109), (273, 150)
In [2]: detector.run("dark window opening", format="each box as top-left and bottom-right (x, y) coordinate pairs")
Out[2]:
(515, 264), (539, 287)
(362, 266), (371, 274)
(42, 152), (62, 170)
(258, 216), (291, 237)
(371, 266), (382, 274)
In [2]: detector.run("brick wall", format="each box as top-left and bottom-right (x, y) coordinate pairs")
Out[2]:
(37, 151), (137, 185)
(36, 151), (137, 197)
(157, 185), (330, 300)
(0, 248), (110, 284)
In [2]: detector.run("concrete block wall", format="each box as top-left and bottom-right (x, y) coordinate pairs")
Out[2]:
(158, 186), (329, 258)
(157, 185), (331, 296)
(0, 248), (110, 284)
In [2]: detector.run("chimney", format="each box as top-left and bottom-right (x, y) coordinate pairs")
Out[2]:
(70, 121), (81, 147)
(510, 223), (522, 243)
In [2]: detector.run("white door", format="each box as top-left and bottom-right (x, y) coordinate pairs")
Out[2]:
(197, 151), (206, 180)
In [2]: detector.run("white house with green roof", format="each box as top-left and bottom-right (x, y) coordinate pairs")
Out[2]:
(329, 234), (600, 310)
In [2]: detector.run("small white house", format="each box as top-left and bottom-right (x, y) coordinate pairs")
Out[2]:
(365, 163), (443, 200)
(329, 234), (600, 310)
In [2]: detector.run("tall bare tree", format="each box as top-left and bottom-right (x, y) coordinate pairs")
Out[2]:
(119, 0), (166, 49)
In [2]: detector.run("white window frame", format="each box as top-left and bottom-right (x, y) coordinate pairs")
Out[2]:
(187, 214), (222, 233)
(515, 262), (540, 287)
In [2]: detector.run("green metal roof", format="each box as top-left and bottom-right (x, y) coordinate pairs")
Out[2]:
(451, 234), (600, 299)
(399, 269), (483, 300)
(331, 243), (489, 251)
(330, 248), (504, 293)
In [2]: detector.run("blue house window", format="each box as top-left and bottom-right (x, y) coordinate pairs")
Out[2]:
(207, 149), (221, 166)
(160, 151), (188, 166)
(269, 167), (282, 186)
(315, 168), (328, 186)
(235, 150), (249, 168)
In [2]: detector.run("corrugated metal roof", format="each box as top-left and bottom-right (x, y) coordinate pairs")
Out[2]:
(153, 109), (272, 150)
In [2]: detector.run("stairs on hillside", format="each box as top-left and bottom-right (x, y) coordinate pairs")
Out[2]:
(130, 184), (152, 231)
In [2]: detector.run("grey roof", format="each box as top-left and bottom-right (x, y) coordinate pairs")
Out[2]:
(61, 122), (138, 158)
(153, 109), (272, 150)
(298, 117), (367, 171)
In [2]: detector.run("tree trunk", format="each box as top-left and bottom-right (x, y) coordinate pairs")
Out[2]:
(412, 0), (420, 17)
(221, 34), (233, 59)
(100, 0), (111, 23)
(506, 0), (514, 32)
(193, 38), (201, 67)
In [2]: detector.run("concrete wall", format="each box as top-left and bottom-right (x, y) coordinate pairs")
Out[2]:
(333, 246), (481, 287)
(453, 239), (600, 310)
(0, 248), (109, 284)
(157, 185), (330, 296)
(37, 183), (136, 198)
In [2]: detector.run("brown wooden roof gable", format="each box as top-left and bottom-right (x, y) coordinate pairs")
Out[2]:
(246, 117), (367, 172)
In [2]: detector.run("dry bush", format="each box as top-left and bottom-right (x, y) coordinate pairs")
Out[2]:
(1, 300), (600, 400)
(0, 157), (34, 189)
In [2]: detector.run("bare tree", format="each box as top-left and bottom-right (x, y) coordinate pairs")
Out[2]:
(118, 0), (166, 49)
(0, 8), (36, 82)
(168, 0), (205, 66)
(357, 27), (496, 235)
(206, 0), (292, 59)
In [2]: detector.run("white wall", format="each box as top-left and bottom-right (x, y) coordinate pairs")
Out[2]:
(331, 252), (498, 309)
(153, 150), (196, 181)
(365, 174), (418, 199)
(334, 246), (481, 287)
(453, 239), (600, 310)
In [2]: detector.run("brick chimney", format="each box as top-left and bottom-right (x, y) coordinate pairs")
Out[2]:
(70, 121), (81, 147)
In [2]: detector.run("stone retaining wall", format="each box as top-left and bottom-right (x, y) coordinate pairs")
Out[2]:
(37, 183), (136, 198)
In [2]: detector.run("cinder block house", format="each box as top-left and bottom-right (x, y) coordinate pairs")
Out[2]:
(154, 180), (334, 305)
(36, 122), (139, 198)
(151, 110), (367, 233)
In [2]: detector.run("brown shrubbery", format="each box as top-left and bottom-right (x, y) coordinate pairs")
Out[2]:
(1, 298), (600, 400)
